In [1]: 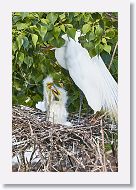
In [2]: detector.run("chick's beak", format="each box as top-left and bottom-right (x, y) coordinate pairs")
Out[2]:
(51, 85), (60, 98)
(47, 83), (60, 98)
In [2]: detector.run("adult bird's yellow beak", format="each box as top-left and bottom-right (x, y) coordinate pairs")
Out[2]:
(41, 45), (55, 52)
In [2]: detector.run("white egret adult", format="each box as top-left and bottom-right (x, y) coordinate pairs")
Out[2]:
(55, 32), (118, 122)
(36, 76), (71, 126)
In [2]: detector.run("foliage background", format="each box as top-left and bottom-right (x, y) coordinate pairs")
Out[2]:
(12, 12), (118, 113)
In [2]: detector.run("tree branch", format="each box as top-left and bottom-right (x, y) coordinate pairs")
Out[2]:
(108, 42), (118, 70)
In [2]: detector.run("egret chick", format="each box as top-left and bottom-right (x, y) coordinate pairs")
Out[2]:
(36, 76), (71, 126)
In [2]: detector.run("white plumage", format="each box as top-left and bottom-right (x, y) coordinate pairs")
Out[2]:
(55, 32), (118, 121)
(36, 76), (71, 126)
(36, 101), (46, 112)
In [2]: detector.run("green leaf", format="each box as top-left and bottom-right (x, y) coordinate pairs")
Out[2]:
(16, 35), (23, 50)
(103, 45), (111, 54)
(50, 37), (65, 48)
(99, 44), (104, 52)
(41, 18), (48, 24)
(31, 34), (38, 47)
(20, 12), (29, 20)
(66, 28), (76, 40)
(46, 13), (58, 24)
(24, 56), (33, 67)
(92, 13), (101, 20)
(83, 14), (90, 23)
(88, 33), (95, 41)
(82, 24), (90, 34)
(99, 19), (104, 29)
(16, 23), (28, 30)
(95, 44), (103, 54)
(12, 42), (18, 53)
(83, 42), (94, 50)
(95, 26), (103, 36)
(95, 38), (101, 47)
(65, 24), (73, 28)
(89, 48), (97, 57)
(12, 15), (21, 24)
(23, 36), (29, 49)
(13, 80), (21, 91)
(60, 24), (65, 32)
(102, 38), (107, 44)
(54, 26), (61, 39)
(29, 25), (38, 32)
(106, 28), (115, 38)
(47, 23), (54, 31)
(44, 32), (53, 42)
(59, 13), (66, 21)
(68, 13), (74, 22)
(39, 26), (47, 40)
(18, 52), (24, 62)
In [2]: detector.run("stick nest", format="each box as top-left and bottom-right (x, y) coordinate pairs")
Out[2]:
(12, 105), (118, 172)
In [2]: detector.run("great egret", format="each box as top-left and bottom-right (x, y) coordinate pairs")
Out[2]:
(36, 76), (71, 126)
(55, 32), (118, 122)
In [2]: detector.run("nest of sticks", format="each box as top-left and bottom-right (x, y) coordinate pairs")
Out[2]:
(12, 105), (118, 172)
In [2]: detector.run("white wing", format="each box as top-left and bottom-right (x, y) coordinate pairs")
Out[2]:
(91, 56), (118, 120)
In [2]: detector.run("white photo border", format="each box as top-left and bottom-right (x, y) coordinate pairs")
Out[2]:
(0, 0), (130, 184)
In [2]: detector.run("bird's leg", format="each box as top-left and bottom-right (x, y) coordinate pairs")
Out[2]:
(46, 105), (50, 122)
(78, 90), (83, 124)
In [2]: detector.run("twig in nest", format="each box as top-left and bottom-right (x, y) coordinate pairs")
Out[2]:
(100, 119), (107, 172)
(47, 118), (54, 171)
(57, 145), (85, 170)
